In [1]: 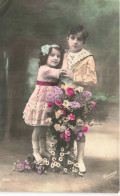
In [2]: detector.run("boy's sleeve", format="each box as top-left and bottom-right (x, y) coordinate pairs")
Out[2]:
(74, 56), (97, 86)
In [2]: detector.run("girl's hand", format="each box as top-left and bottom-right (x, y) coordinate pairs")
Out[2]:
(60, 69), (67, 76)
(61, 70), (74, 80)
(60, 69), (74, 80)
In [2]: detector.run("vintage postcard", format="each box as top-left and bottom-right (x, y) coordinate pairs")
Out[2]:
(0, 0), (119, 194)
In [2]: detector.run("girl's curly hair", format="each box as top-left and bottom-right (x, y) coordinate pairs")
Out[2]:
(38, 46), (64, 69)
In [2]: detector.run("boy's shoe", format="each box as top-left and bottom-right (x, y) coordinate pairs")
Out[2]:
(77, 142), (86, 173)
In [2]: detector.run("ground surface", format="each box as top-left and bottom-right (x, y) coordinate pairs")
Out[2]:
(0, 104), (119, 193)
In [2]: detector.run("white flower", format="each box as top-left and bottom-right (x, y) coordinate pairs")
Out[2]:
(43, 158), (47, 162)
(48, 149), (52, 153)
(76, 118), (84, 126)
(46, 161), (50, 166)
(55, 110), (63, 119)
(60, 147), (64, 152)
(63, 100), (69, 108)
(63, 168), (68, 173)
(52, 157), (56, 161)
(75, 86), (84, 92)
(46, 117), (52, 126)
(60, 152), (64, 157)
(74, 163), (79, 167)
(54, 161), (58, 166)
(57, 163), (61, 168)
(51, 151), (55, 156)
(54, 123), (61, 131)
(67, 160), (72, 165)
(65, 151), (70, 155)
(50, 143), (54, 147)
(61, 125), (66, 131)
(58, 157), (63, 162)
(50, 163), (55, 168)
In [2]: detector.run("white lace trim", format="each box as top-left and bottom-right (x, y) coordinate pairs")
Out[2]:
(67, 48), (92, 70)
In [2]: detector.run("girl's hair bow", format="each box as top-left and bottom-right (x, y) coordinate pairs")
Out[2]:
(41, 44), (59, 55)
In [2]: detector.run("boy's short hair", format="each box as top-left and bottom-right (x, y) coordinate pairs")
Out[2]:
(68, 25), (89, 43)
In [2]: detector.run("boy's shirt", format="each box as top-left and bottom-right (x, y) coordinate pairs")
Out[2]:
(61, 48), (97, 89)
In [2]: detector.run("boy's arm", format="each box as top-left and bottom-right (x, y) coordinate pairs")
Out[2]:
(74, 56), (97, 86)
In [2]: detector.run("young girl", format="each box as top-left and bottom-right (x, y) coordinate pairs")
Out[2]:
(61, 25), (97, 174)
(23, 44), (66, 163)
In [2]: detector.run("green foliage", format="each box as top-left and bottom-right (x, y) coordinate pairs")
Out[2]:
(93, 92), (117, 102)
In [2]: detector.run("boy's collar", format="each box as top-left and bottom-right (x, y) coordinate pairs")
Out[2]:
(68, 48), (84, 54)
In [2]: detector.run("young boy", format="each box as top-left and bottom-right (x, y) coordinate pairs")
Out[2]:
(61, 25), (97, 174)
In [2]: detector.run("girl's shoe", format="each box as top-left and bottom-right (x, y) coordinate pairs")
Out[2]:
(32, 140), (43, 163)
(33, 152), (43, 163)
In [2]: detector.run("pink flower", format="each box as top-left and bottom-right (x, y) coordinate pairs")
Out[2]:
(68, 114), (75, 120)
(46, 118), (52, 126)
(55, 99), (62, 106)
(65, 129), (71, 136)
(60, 109), (67, 117)
(64, 134), (70, 142)
(60, 105), (64, 109)
(91, 101), (96, 107)
(82, 126), (88, 132)
(60, 133), (65, 138)
(66, 88), (74, 97)
(78, 132), (83, 137)
(48, 101), (54, 107)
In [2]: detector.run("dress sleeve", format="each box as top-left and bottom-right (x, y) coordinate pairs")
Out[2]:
(43, 67), (60, 79)
(74, 56), (97, 86)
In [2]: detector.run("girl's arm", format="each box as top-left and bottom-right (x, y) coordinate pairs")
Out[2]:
(43, 67), (61, 79)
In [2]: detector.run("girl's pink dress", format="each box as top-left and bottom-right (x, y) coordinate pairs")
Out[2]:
(23, 65), (60, 126)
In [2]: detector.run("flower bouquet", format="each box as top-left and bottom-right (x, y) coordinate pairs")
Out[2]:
(12, 157), (49, 175)
(46, 86), (96, 156)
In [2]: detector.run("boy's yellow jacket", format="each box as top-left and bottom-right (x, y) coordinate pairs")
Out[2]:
(61, 48), (97, 89)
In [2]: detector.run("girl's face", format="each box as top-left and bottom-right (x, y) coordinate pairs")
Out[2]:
(67, 33), (84, 53)
(47, 48), (61, 67)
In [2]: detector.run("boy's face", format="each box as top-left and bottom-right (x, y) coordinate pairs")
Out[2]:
(67, 33), (84, 53)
